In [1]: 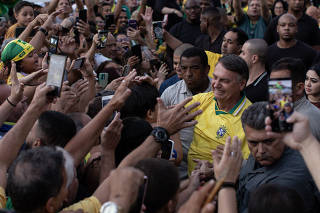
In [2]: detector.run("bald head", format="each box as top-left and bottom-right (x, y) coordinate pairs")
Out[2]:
(245, 39), (268, 63)
(278, 13), (297, 24)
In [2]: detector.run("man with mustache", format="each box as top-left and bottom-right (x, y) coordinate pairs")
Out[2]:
(238, 101), (320, 213)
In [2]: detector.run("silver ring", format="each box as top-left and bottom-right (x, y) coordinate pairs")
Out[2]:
(231, 151), (234, 156)
(122, 80), (126, 83)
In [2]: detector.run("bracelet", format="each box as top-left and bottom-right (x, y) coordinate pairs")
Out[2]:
(6, 98), (17, 107)
(220, 182), (236, 190)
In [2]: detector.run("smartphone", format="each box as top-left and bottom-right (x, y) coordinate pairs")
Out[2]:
(161, 139), (175, 160)
(268, 78), (294, 132)
(131, 44), (142, 62)
(46, 54), (67, 97)
(98, 30), (108, 49)
(73, 57), (85, 70)
(99, 73), (109, 88)
(152, 21), (163, 40)
(79, 9), (87, 23)
(105, 14), (114, 29)
(128, 19), (138, 29)
(15, 27), (36, 38)
(49, 36), (59, 55)
(101, 95), (114, 108)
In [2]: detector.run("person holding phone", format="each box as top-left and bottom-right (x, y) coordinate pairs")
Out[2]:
(270, 58), (320, 141)
(305, 64), (320, 109)
(238, 101), (320, 213)
(5, 1), (34, 39)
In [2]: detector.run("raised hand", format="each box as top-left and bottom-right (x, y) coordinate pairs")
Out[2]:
(8, 62), (24, 105)
(107, 70), (137, 110)
(156, 97), (202, 135)
(212, 136), (243, 183)
(101, 112), (123, 151)
(265, 112), (316, 151)
(141, 7), (153, 26)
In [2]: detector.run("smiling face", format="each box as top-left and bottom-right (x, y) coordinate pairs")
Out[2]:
(212, 63), (246, 103)
(15, 6), (34, 27)
(245, 125), (285, 166)
(274, 1), (285, 16)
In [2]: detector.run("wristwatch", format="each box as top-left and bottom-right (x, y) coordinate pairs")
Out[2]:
(151, 127), (169, 144)
(100, 202), (122, 213)
(39, 27), (48, 36)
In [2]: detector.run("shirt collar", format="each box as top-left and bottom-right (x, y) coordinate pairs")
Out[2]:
(181, 78), (212, 95)
(214, 94), (247, 116)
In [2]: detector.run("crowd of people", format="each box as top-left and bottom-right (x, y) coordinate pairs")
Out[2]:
(0, 0), (319, 212)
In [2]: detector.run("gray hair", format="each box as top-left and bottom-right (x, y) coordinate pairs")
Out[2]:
(241, 101), (268, 130)
(56, 147), (75, 188)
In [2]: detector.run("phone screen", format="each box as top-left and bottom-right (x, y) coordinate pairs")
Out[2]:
(101, 95), (114, 108)
(99, 73), (109, 88)
(49, 36), (59, 55)
(128, 19), (138, 29)
(73, 58), (84, 70)
(98, 30), (108, 49)
(152, 21), (163, 40)
(268, 78), (294, 132)
(46, 54), (67, 97)
(161, 139), (175, 160)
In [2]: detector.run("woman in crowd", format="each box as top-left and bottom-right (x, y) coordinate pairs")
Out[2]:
(271, 0), (287, 18)
(305, 64), (320, 109)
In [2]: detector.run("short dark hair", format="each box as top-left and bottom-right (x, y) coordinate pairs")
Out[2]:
(241, 101), (268, 130)
(180, 47), (208, 68)
(120, 83), (159, 119)
(248, 184), (304, 213)
(271, 57), (306, 85)
(38, 111), (76, 147)
(202, 7), (221, 28)
(7, 147), (65, 213)
(309, 63), (320, 77)
(115, 117), (153, 166)
(134, 158), (180, 213)
(228, 28), (249, 46)
(14, 1), (34, 14)
(218, 54), (249, 81)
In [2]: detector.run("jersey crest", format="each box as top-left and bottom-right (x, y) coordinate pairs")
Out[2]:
(216, 125), (227, 139)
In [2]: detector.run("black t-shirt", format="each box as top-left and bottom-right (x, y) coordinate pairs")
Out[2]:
(195, 31), (226, 54)
(244, 72), (269, 103)
(266, 40), (317, 70)
(169, 19), (202, 45)
(148, 0), (182, 30)
(264, 14), (320, 46)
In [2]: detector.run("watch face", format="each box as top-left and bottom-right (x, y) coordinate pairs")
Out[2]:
(156, 131), (165, 139)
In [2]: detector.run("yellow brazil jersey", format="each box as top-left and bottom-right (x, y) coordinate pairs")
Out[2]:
(205, 51), (222, 78)
(187, 92), (251, 174)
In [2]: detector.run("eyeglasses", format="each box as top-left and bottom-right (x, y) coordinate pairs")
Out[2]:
(117, 38), (129, 42)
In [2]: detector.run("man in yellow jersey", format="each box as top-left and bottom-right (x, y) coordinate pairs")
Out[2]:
(187, 54), (251, 174)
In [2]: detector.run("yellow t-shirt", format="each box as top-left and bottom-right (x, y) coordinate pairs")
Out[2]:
(62, 196), (101, 213)
(5, 23), (18, 40)
(205, 51), (222, 78)
(187, 92), (251, 174)
(0, 186), (6, 208)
